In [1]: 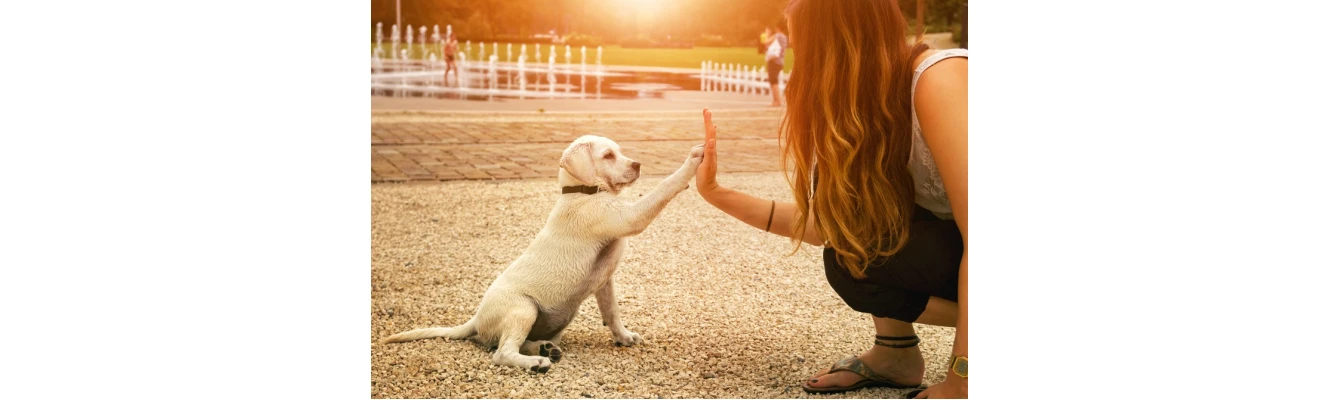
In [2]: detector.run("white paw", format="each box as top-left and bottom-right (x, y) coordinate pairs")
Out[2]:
(686, 145), (705, 165)
(690, 144), (705, 159)
(613, 330), (643, 347)
(527, 356), (553, 373)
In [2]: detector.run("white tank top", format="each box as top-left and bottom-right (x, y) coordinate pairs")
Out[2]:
(909, 48), (968, 220)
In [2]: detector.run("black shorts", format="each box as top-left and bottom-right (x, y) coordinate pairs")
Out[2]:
(823, 206), (963, 323)
(767, 60), (783, 85)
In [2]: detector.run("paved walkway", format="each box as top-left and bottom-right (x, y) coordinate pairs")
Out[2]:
(371, 109), (786, 182)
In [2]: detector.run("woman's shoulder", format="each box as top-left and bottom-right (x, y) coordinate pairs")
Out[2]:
(913, 48), (968, 75)
(912, 48), (967, 96)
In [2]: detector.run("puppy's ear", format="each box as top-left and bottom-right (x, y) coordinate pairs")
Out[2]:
(559, 141), (597, 185)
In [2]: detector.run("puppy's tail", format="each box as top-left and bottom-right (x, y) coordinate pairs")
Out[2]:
(380, 319), (476, 344)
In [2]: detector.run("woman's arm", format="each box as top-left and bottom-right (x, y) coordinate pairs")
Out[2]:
(701, 187), (823, 246)
(913, 57), (969, 398)
(697, 109), (823, 246)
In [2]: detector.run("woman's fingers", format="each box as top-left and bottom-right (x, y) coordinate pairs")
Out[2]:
(702, 108), (715, 142)
(702, 109), (718, 167)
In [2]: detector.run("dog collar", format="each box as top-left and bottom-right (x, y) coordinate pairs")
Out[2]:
(561, 185), (602, 195)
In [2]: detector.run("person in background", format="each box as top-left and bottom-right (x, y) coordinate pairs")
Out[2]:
(764, 21), (788, 107)
(442, 33), (459, 86)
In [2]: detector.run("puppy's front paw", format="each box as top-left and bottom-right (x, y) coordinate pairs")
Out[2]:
(685, 144), (705, 166)
(528, 357), (553, 373)
(689, 144), (705, 159)
(612, 330), (643, 347)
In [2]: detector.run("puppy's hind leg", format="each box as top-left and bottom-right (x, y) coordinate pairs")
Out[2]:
(520, 339), (564, 362)
(491, 306), (555, 373)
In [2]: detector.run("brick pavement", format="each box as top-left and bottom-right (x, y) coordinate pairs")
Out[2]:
(371, 110), (787, 182)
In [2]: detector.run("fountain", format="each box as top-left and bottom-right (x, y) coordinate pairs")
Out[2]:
(518, 53), (527, 97)
(390, 25), (400, 70)
(372, 46), (384, 95)
(419, 26), (427, 59)
(398, 49), (410, 96)
(432, 25), (440, 52)
(457, 51), (468, 88)
(509, 44), (518, 91)
(548, 46), (557, 95)
(488, 54), (499, 93)
(374, 21), (778, 101)
(406, 25), (414, 59)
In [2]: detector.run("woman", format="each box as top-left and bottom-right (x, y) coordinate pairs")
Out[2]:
(695, 0), (967, 398)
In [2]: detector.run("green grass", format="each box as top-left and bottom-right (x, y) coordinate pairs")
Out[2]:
(371, 42), (793, 73)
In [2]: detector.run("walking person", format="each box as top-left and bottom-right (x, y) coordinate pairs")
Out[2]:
(764, 22), (788, 107)
(442, 33), (459, 86)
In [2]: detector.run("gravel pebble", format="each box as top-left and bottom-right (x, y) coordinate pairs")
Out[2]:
(372, 173), (957, 398)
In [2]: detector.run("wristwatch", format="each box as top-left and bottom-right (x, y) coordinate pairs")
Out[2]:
(949, 356), (968, 378)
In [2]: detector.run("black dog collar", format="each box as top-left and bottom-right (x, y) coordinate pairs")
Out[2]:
(561, 185), (602, 195)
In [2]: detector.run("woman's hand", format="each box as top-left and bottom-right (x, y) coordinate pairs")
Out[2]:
(696, 108), (722, 196)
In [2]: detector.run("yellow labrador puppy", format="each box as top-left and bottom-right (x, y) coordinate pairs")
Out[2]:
(381, 135), (704, 373)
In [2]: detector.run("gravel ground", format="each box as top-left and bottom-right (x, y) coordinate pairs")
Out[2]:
(371, 172), (956, 398)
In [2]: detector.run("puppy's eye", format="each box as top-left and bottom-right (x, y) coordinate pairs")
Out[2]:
(604, 152), (615, 160)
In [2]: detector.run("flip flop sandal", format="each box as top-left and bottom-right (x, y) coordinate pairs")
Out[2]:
(801, 335), (925, 394)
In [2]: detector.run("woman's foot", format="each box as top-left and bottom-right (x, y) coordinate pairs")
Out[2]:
(806, 341), (925, 390)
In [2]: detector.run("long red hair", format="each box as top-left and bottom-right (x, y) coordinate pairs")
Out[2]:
(780, 0), (928, 279)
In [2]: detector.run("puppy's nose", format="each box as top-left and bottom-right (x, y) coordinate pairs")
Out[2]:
(631, 161), (641, 171)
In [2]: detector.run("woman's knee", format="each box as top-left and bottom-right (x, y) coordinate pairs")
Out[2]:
(823, 251), (930, 323)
